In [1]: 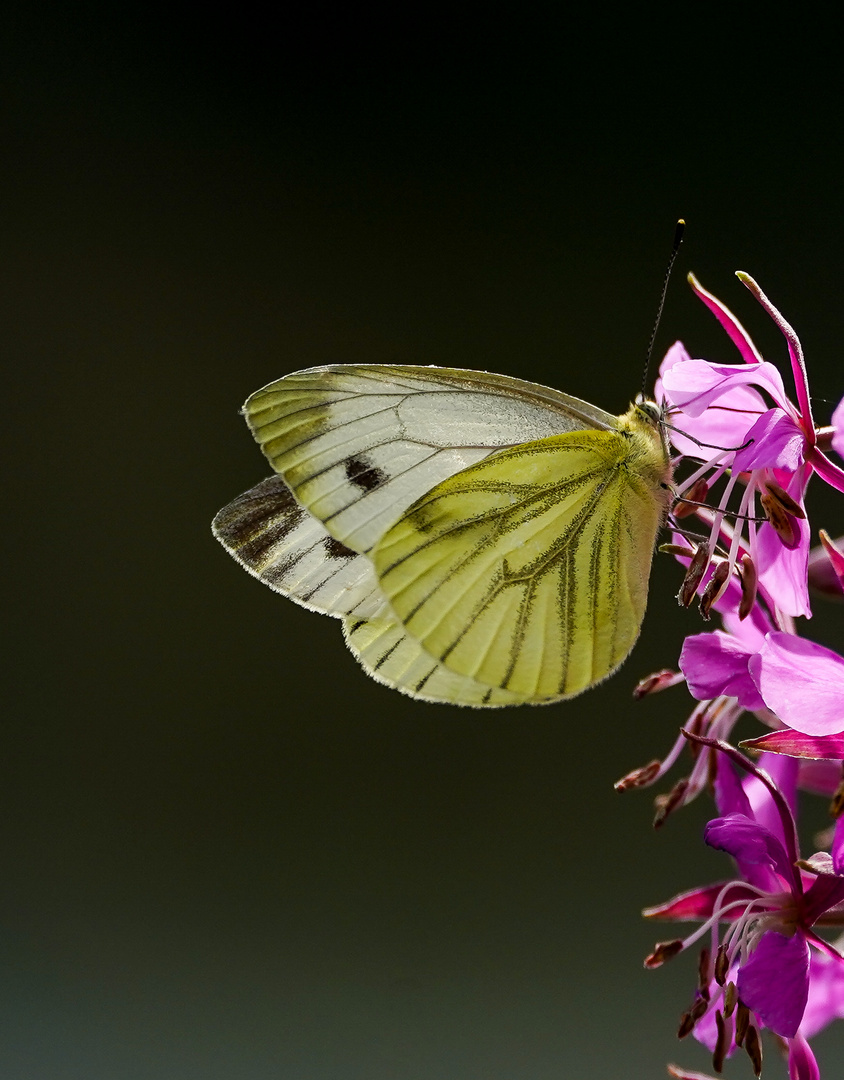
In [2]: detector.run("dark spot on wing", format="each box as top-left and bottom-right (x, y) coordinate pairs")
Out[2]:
(324, 535), (356, 561)
(344, 454), (388, 493)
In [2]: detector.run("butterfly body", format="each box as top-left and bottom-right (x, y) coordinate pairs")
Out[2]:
(213, 366), (672, 706)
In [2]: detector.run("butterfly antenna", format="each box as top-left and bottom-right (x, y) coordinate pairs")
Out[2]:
(641, 219), (685, 401)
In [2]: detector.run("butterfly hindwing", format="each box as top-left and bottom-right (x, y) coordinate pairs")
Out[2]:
(342, 611), (537, 707)
(372, 423), (668, 701)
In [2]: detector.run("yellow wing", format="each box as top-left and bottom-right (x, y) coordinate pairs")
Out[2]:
(342, 611), (538, 706)
(371, 408), (671, 703)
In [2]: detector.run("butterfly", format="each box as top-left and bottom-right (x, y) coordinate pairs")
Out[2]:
(213, 365), (674, 706)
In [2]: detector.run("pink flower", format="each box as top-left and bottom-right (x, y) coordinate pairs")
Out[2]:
(657, 273), (844, 620)
(615, 569), (842, 820)
(644, 740), (844, 1074)
(680, 630), (844, 739)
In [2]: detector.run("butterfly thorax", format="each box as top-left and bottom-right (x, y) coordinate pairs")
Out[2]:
(615, 402), (673, 513)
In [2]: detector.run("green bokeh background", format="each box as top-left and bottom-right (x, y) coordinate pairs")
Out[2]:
(6, 7), (844, 1078)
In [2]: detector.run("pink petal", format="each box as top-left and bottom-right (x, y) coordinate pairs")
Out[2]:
(749, 634), (844, 736)
(679, 632), (765, 709)
(658, 349), (768, 457)
(814, 531), (844, 594)
(736, 930), (811, 1038)
(745, 751), (799, 842)
(741, 729), (844, 760)
(657, 339), (692, 378)
(704, 813), (793, 883)
(642, 882), (736, 921)
(718, 579), (775, 648)
(688, 272), (764, 366)
(754, 467), (812, 617)
(788, 1032), (820, 1080)
(800, 949), (844, 1037)
(732, 409), (806, 472)
(808, 445), (844, 494)
(714, 751), (754, 817)
(661, 359), (789, 418)
(796, 759), (844, 797)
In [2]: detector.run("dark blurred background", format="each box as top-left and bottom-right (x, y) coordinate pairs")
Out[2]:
(5, 5), (844, 1078)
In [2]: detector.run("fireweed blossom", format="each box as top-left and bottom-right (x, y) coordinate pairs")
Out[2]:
(644, 739), (844, 1078)
(617, 271), (844, 1076)
(657, 272), (844, 621)
(615, 568), (844, 824)
(616, 278), (844, 819)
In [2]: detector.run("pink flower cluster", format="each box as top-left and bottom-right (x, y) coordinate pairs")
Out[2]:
(620, 272), (844, 1079)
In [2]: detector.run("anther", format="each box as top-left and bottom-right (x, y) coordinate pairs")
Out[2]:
(697, 947), (711, 997)
(714, 944), (730, 985)
(678, 542), (711, 607)
(760, 480), (804, 549)
(614, 759), (661, 791)
(735, 1001), (750, 1046)
(653, 778), (689, 828)
(633, 669), (683, 698)
(673, 477), (710, 518)
(644, 939), (684, 968)
(744, 1023), (763, 1077)
(677, 995), (709, 1038)
(713, 1010), (730, 1073)
(737, 553), (758, 620)
(700, 560), (731, 619)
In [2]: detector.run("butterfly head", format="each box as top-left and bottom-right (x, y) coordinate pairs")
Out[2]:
(633, 394), (664, 426)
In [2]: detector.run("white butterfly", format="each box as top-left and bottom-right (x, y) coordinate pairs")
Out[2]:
(213, 365), (672, 706)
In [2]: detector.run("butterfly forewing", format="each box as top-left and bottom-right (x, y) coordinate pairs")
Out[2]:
(372, 419), (670, 701)
(243, 366), (617, 554)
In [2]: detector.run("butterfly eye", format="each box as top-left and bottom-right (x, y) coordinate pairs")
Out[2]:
(636, 399), (663, 425)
